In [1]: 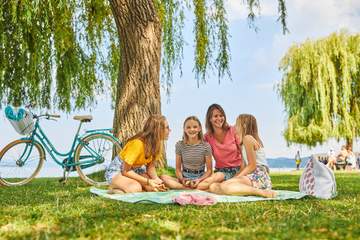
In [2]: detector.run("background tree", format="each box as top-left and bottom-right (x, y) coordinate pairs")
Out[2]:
(0, 0), (288, 164)
(278, 31), (360, 148)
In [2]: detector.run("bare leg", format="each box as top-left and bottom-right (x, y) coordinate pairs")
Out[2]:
(138, 173), (160, 192)
(160, 175), (188, 190)
(196, 174), (220, 190)
(208, 176), (250, 194)
(209, 176), (276, 198)
(222, 175), (252, 185)
(197, 172), (225, 191)
(109, 173), (143, 193)
(222, 182), (276, 198)
(208, 182), (224, 194)
(196, 180), (211, 190)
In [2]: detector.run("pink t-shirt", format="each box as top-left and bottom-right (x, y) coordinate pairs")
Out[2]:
(204, 126), (242, 168)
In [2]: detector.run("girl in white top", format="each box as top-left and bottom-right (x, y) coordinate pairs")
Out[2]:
(209, 114), (276, 198)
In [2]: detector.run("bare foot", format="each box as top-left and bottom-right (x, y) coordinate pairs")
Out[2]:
(261, 189), (277, 198)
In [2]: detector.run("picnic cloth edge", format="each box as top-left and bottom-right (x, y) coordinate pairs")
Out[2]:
(90, 187), (308, 204)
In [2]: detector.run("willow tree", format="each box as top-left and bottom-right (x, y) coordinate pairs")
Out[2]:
(0, 1), (288, 144)
(278, 31), (360, 148)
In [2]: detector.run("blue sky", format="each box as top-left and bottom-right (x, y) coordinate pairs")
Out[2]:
(1, 0), (360, 168)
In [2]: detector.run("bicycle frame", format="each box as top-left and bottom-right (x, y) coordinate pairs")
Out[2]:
(20, 117), (115, 170)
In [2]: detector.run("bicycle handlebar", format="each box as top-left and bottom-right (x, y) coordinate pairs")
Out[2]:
(34, 113), (61, 119)
(48, 114), (61, 118)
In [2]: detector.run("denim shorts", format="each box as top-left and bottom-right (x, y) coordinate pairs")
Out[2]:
(215, 166), (240, 180)
(104, 156), (146, 184)
(182, 169), (205, 180)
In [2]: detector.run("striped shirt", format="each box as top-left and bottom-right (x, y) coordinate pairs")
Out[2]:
(175, 141), (212, 170)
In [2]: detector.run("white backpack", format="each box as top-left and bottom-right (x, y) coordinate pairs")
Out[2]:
(299, 156), (337, 199)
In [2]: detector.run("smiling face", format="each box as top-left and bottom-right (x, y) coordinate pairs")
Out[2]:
(210, 108), (225, 129)
(205, 104), (228, 134)
(184, 119), (201, 140)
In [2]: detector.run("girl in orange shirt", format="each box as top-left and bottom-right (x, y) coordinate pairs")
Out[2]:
(106, 115), (170, 193)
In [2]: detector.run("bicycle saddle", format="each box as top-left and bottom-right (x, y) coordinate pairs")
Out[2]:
(73, 115), (93, 122)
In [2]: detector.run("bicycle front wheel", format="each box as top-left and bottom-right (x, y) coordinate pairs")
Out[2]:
(0, 139), (45, 186)
(74, 134), (122, 186)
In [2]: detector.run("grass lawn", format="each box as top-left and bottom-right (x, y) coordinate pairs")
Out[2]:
(0, 171), (359, 239)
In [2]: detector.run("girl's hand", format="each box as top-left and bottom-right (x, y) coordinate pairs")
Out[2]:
(158, 183), (169, 191)
(153, 177), (163, 184)
(178, 177), (185, 185)
(183, 179), (192, 187)
(191, 179), (201, 188)
(148, 179), (163, 191)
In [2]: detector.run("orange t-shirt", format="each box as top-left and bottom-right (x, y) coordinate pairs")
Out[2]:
(119, 139), (161, 166)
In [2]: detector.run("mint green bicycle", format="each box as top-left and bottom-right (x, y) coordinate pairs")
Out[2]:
(0, 107), (122, 186)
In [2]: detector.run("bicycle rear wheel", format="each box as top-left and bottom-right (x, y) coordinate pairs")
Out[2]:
(74, 133), (122, 186)
(0, 139), (45, 186)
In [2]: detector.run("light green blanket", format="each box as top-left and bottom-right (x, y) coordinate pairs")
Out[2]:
(90, 187), (307, 204)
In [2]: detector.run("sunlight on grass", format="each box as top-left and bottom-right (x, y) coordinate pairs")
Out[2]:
(0, 172), (359, 239)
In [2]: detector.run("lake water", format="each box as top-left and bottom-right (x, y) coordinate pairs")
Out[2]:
(1, 157), (310, 178)
(267, 157), (310, 168)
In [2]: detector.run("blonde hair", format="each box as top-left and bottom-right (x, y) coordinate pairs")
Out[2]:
(182, 116), (203, 144)
(235, 114), (263, 147)
(127, 115), (166, 159)
(205, 104), (230, 134)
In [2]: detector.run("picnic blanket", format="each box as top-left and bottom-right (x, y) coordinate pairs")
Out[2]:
(90, 187), (307, 204)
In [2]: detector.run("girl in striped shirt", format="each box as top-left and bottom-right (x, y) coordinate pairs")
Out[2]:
(161, 116), (213, 190)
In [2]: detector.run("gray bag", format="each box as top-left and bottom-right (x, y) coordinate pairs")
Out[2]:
(299, 156), (337, 199)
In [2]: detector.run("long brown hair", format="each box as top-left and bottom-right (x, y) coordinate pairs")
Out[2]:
(205, 104), (229, 134)
(182, 116), (203, 144)
(236, 114), (263, 147)
(127, 115), (166, 159)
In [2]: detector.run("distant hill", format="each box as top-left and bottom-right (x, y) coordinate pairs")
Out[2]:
(267, 156), (311, 168)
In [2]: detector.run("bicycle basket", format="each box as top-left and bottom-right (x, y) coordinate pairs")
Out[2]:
(5, 106), (35, 135)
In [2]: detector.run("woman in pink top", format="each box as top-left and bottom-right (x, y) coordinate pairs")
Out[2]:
(203, 104), (242, 185)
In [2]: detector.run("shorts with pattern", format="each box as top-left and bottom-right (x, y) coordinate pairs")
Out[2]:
(247, 165), (272, 190)
(215, 166), (241, 180)
(104, 156), (146, 184)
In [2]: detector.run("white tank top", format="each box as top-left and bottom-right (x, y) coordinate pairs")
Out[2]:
(241, 145), (269, 168)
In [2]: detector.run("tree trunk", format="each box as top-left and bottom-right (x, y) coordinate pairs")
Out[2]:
(109, 0), (166, 166)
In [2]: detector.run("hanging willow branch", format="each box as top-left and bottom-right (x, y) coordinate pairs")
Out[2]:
(0, 0), (118, 111)
(278, 31), (360, 146)
(213, 0), (231, 82)
(193, 0), (211, 84)
(156, 0), (185, 96)
(0, 0), (288, 111)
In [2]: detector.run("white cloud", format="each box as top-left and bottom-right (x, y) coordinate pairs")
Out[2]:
(226, 0), (278, 21)
(270, 0), (360, 75)
(226, 0), (248, 21)
(226, 0), (360, 34)
(284, 0), (360, 38)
